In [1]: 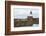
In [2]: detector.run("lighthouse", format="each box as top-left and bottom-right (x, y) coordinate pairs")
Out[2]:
(27, 11), (33, 20)
(27, 11), (33, 26)
(30, 11), (32, 16)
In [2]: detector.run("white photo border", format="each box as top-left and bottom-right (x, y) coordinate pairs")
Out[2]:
(11, 5), (42, 31)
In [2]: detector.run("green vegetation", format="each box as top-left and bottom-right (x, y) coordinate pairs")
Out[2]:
(14, 18), (39, 27)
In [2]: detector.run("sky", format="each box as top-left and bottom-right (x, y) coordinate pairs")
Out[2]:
(14, 8), (39, 19)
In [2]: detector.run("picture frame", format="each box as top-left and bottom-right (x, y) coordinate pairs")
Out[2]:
(5, 1), (45, 35)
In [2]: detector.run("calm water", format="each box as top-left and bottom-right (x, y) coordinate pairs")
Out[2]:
(32, 24), (39, 27)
